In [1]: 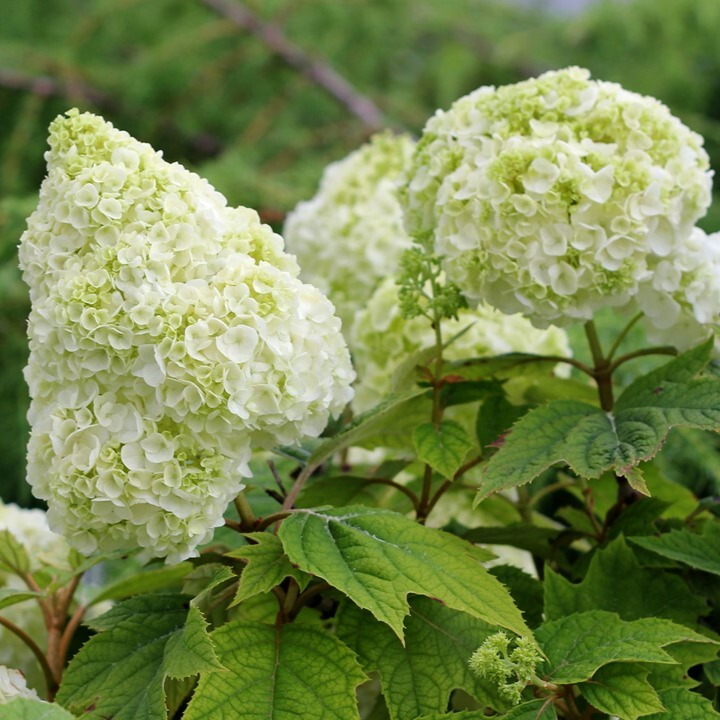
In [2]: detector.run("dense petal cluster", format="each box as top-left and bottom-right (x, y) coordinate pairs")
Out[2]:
(20, 110), (354, 562)
(350, 277), (571, 413)
(284, 132), (415, 329)
(402, 67), (714, 332)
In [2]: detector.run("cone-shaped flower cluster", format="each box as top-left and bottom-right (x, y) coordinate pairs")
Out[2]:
(284, 131), (415, 330)
(402, 67), (717, 342)
(350, 276), (571, 413)
(20, 110), (354, 562)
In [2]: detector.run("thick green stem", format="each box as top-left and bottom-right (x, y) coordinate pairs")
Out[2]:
(584, 320), (614, 412)
(234, 492), (257, 531)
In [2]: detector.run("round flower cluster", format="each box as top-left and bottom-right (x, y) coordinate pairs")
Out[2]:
(284, 131), (415, 330)
(20, 110), (354, 562)
(402, 67), (714, 331)
(0, 502), (72, 692)
(350, 277), (571, 413)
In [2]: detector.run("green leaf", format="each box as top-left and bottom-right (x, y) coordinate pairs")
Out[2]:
(279, 505), (530, 640)
(337, 598), (507, 719)
(647, 641), (720, 691)
(643, 688), (720, 719)
(2, 699), (77, 719)
(630, 523), (720, 576)
(0, 587), (41, 610)
(464, 524), (580, 560)
(418, 712), (504, 720)
(298, 476), (414, 513)
(163, 605), (224, 679)
(304, 389), (430, 468)
(476, 395), (530, 451)
(478, 341), (720, 501)
(578, 663), (664, 720)
(536, 610), (717, 684)
(57, 594), (221, 720)
(226, 532), (310, 606)
(496, 699), (558, 719)
(413, 420), (474, 478)
(184, 622), (367, 719)
(89, 562), (192, 605)
(543, 536), (708, 625)
(0, 529), (30, 575)
(445, 353), (563, 382)
(489, 566), (544, 629)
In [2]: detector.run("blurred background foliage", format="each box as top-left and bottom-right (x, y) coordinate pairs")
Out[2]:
(2, 0), (720, 504)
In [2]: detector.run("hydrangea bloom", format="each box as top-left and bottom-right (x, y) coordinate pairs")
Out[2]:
(20, 110), (354, 562)
(284, 132), (415, 329)
(350, 277), (571, 412)
(402, 67), (714, 331)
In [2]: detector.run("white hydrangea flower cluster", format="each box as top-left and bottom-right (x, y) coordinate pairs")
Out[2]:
(350, 277), (571, 413)
(0, 502), (72, 692)
(20, 110), (354, 562)
(284, 131), (415, 329)
(402, 67), (715, 338)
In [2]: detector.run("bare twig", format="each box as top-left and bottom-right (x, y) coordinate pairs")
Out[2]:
(0, 68), (109, 106)
(199, 0), (385, 131)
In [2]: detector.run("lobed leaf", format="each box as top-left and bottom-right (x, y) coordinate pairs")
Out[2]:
(337, 598), (506, 719)
(413, 419), (474, 478)
(578, 663), (664, 720)
(279, 505), (529, 640)
(184, 622), (367, 720)
(536, 610), (717, 684)
(630, 523), (720, 576)
(226, 532), (310, 606)
(57, 594), (221, 720)
(478, 341), (720, 501)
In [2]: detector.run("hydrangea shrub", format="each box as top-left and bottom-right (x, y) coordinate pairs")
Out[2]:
(4, 71), (720, 720)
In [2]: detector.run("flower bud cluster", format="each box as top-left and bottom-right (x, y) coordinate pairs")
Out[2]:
(284, 131), (415, 330)
(20, 110), (354, 562)
(402, 67), (717, 342)
(350, 277), (571, 413)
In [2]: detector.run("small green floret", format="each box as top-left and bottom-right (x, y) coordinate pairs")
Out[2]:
(469, 632), (543, 705)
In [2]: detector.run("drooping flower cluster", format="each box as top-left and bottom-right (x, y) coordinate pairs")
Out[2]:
(20, 110), (354, 562)
(402, 67), (716, 340)
(0, 502), (72, 691)
(284, 131), (415, 330)
(350, 277), (571, 413)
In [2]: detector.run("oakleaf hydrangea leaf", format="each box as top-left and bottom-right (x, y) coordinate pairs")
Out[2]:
(479, 342), (720, 501)
(578, 663), (664, 720)
(184, 622), (367, 719)
(163, 605), (224, 679)
(543, 536), (707, 625)
(644, 688), (720, 719)
(630, 522), (720, 576)
(536, 610), (717, 684)
(279, 506), (529, 640)
(57, 594), (221, 719)
(413, 420), (475, 479)
(337, 598), (507, 719)
(3, 699), (77, 719)
(226, 532), (310, 606)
